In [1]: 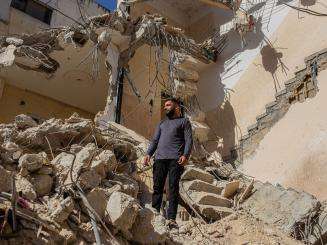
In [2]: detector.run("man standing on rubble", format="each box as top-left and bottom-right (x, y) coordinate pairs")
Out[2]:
(144, 98), (193, 229)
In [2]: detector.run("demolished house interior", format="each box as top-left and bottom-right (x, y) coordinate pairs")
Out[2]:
(0, 0), (327, 244)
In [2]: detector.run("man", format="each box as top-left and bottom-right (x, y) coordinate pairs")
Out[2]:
(144, 98), (193, 229)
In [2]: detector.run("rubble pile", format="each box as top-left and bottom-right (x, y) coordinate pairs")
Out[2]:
(0, 113), (326, 244)
(0, 113), (167, 244)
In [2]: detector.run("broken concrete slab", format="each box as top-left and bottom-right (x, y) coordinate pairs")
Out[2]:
(199, 205), (234, 221)
(131, 206), (168, 244)
(188, 192), (232, 208)
(181, 166), (214, 184)
(242, 182), (321, 235)
(86, 187), (109, 218)
(222, 180), (240, 198)
(181, 179), (223, 195)
(106, 191), (140, 238)
(91, 149), (117, 177)
(50, 196), (74, 223)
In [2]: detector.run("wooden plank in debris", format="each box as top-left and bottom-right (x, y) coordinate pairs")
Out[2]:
(222, 180), (240, 198)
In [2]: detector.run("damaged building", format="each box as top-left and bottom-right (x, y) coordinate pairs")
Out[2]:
(0, 0), (327, 244)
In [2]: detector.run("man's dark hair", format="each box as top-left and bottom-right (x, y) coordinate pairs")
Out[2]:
(165, 97), (181, 106)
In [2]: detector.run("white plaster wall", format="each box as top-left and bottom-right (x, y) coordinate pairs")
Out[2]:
(189, 0), (327, 156)
(240, 69), (327, 201)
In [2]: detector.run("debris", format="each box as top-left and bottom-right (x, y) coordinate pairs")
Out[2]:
(106, 191), (140, 238)
(15, 114), (38, 129)
(222, 180), (240, 198)
(238, 179), (254, 204)
(0, 114), (321, 244)
(242, 181), (321, 235)
(131, 206), (168, 244)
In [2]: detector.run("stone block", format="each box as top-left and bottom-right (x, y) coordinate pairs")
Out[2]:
(181, 167), (214, 184)
(198, 205), (233, 221)
(222, 180), (240, 198)
(181, 179), (223, 195)
(188, 192), (232, 207)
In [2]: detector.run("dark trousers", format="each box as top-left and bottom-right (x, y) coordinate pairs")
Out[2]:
(152, 159), (184, 220)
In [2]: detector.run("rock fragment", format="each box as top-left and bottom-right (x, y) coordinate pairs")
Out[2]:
(15, 114), (37, 129)
(31, 174), (53, 196)
(50, 196), (74, 223)
(131, 206), (168, 244)
(18, 152), (47, 175)
(106, 191), (140, 238)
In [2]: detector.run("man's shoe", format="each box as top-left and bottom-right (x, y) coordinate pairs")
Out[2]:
(167, 219), (178, 230)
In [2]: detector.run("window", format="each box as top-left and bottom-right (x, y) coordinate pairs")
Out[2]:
(11, 0), (53, 25)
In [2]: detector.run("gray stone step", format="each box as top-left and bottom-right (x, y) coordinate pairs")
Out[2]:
(197, 205), (233, 221)
(181, 167), (214, 184)
(188, 191), (232, 208)
(181, 179), (223, 195)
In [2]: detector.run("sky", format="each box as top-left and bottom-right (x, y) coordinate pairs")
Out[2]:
(96, 0), (117, 11)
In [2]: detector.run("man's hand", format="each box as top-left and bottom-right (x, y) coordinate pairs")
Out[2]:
(178, 155), (188, 166)
(143, 155), (151, 166)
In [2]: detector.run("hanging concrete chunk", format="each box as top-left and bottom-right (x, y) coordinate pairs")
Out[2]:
(174, 66), (199, 83)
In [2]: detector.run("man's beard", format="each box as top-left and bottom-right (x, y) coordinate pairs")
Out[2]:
(166, 109), (175, 119)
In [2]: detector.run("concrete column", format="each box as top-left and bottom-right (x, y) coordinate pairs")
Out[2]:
(95, 43), (120, 127)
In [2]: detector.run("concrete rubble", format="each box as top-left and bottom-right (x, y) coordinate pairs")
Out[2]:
(0, 113), (325, 244)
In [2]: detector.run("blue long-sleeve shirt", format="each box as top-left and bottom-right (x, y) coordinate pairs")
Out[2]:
(146, 117), (193, 160)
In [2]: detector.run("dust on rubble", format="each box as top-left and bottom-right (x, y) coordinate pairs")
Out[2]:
(0, 113), (317, 244)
